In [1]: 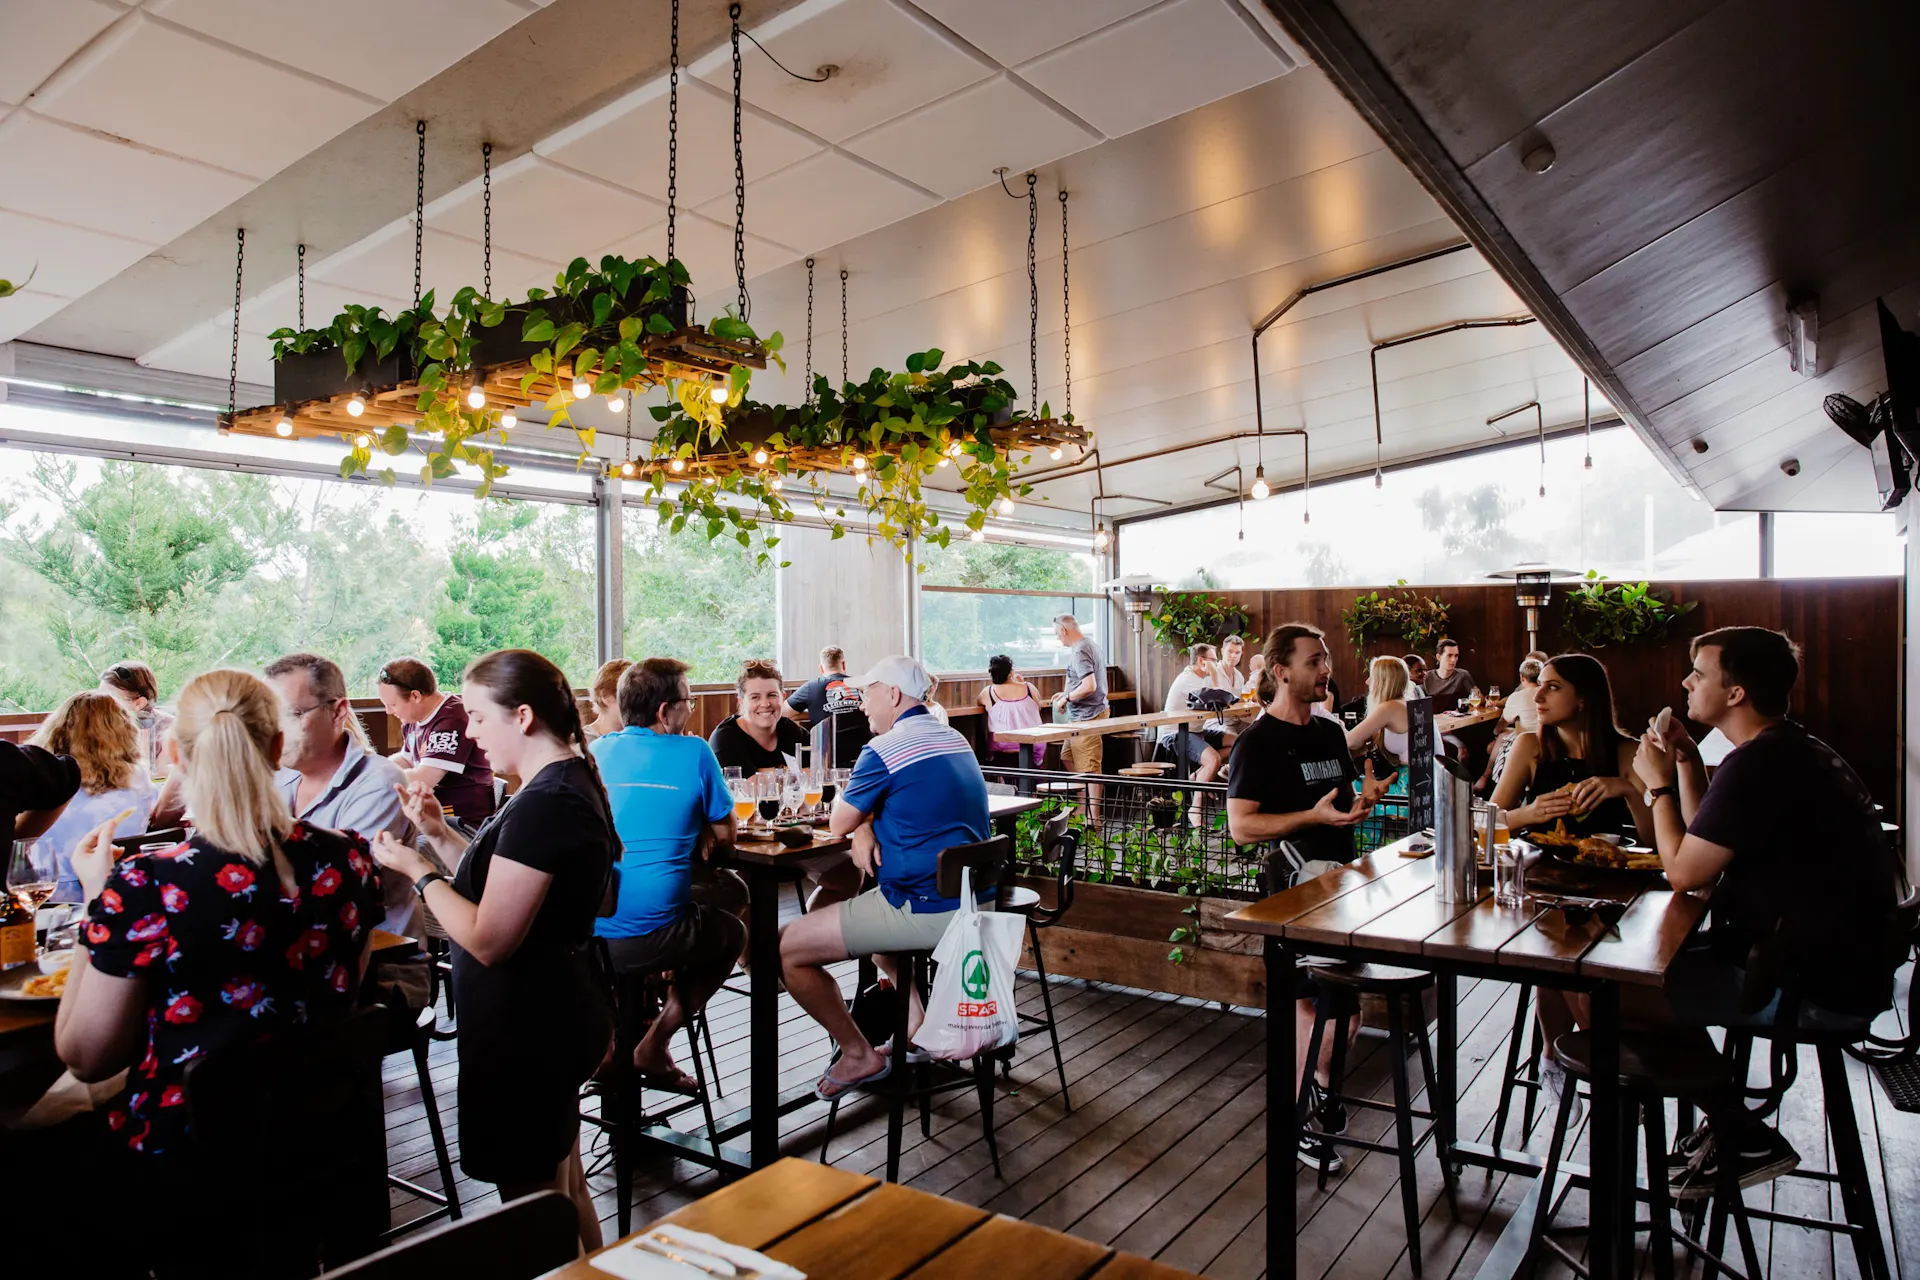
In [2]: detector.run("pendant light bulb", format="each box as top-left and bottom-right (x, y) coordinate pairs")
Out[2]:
(354, 433), (371, 449)
(1249, 465), (1270, 501)
(998, 497), (1015, 515)
(1049, 446), (1063, 460)
(1584, 454), (1594, 471)
(670, 458), (686, 473)
(1373, 468), (1383, 489)
(274, 416), (294, 438)
(466, 382), (487, 410)
(1093, 525), (1111, 552)
(1303, 509), (1311, 525)
(752, 448), (769, 465)
(852, 454), (867, 472)
(770, 474), (783, 491)
(499, 409), (518, 429)
(937, 456), (949, 469)
(346, 393), (366, 417)
(968, 527), (985, 542)
(710, 385), (729, 405)
(620, 460), (635, 478)
(606, 393), (625, 414)
(571, 376), (592, 399)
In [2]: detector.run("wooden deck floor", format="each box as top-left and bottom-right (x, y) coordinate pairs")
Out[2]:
(383, 955), (1920, 1278)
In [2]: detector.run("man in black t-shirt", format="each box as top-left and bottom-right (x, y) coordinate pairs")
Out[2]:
(785, 645), (871, 769)
(1227, 621), (1389, 1171)
(1634, 625), (1898, 1197)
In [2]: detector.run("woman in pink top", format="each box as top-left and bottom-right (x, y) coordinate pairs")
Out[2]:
(978, 654), (1043, 766)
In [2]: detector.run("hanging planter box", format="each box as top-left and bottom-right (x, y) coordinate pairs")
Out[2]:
(272, 344), (418, 406)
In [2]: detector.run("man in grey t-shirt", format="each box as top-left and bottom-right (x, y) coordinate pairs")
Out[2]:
(1053, 614), (1110, 818)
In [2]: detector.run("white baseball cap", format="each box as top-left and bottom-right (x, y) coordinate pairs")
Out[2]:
(849, 654), (932, 701)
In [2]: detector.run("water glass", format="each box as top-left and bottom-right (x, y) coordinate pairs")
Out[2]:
(1494, 841), (1528, 907)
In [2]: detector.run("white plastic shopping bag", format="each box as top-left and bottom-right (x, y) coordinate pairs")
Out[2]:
(916, 867), (1023, 1060)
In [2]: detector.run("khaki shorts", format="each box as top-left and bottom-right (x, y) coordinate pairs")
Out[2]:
(838, 887), (994, 957)
(1062, 705), (1111, 773)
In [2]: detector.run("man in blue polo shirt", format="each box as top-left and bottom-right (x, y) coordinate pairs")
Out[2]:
(592, 656), (745, 1087)
(780, 654), (991, 1100)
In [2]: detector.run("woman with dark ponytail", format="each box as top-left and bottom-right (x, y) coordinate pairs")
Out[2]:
(371, 650), (614, 1251)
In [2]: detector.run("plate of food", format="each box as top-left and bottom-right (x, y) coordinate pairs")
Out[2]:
(0, 960), (70, 1002)
(1525, 821), (1666, 877)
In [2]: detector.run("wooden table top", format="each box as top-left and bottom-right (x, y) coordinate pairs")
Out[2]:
(1434, 704), (1505, 733)
(1219, 836), (1705, 988)
(996, 700), (1258, 746)
(559, 1157), (1203, 1280)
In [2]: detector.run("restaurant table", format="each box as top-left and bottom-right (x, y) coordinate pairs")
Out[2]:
(559, 1156), (1205, 1280)
(996, 701), (1260, 787)
(1433, 704), (1504, 734)
(1220, 837), (1706, 1280)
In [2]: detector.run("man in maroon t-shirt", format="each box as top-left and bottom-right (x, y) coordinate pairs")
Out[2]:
(375, 657), (497, 828)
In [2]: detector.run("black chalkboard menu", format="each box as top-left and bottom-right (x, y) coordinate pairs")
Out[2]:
(1407, 697), (1436, 831)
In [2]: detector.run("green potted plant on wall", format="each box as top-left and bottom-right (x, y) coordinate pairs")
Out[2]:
(1342, 581), (1452, 656)
(1558, 572), (1698, 648)
(1144, 591), (1245, 652)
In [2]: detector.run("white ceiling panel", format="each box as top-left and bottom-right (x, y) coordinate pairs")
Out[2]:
(428, 156), (664, 269)
(0, 289), (74, 345)
(842, 72), (1101, 199)
(0, 209), (152, 299)
(147, 0), (535, 102)
(1018, 0), (1290, 140)
(597, 212), (801, 309)
(137, 319), (277, 388)
(30, 14), (378, 182)
(538, 76), (822, 208)
(311, 224), (559, 307)
(695, 150), (936, 258)
(693, 0), (993, 143)
(911, 0), (1164, 67)
(0, 0), (123, 106)
(0, 112), (254, 243)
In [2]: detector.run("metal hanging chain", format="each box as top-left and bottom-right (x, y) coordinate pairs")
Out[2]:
(666, 0), (679, 265)
(228, 227), (244, 418)
(481, 142), (493, 299)
(1059, 189), (1071, 424)
(804, 257), (815, 404)
(296, 242), (305, 330)
(730, 4), (748, 321)
(413, 120), (426, 309)
(840, 268), (849, 385)
(1025, 177), (1040, 421)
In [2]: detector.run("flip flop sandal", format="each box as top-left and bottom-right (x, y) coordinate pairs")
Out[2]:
(875, 1042), (932, 1064)
(814, 1056), (892, 1101)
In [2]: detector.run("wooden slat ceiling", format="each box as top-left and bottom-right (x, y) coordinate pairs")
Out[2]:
(1264, 0), (1920, 512)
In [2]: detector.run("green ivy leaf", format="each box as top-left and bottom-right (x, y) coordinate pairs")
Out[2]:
(645, 312), (675, 335)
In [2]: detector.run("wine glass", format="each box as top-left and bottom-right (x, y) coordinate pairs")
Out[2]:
(781, 770), (804, 820)
(755, 774), (780, 827)
(802, 767), (824, 820)
(9, 840), (59, 952)
(730, 778), (756, 830)
(1488, 685), (1502, 701)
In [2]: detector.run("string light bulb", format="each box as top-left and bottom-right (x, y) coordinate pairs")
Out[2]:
(770, 474), (783, 491)
(937, 456), (949, 469)
(1249, 465), (1270, 501)
(620, 460), (636, 478)
(466, 381), (487, 410)
(946, 441), (964, 458)
(354, 433), (371, 449)
(606, 393), (625, 414)
(852, 454), (867, 471)
(499, 409), (518, 429)
(998, 497), (1015, 515)
(346, 392), (366, 417)
(274, 416), (293, 438)
(571, 376), (592, 399)
(753, 448), (769, 465)
(968, 527), (985, 542)
(670, 458), (686, 473)
(1049, 446), (1063, 460)
(709, 385), (729, 405)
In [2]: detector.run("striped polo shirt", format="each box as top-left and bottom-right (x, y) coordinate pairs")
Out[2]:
(841, 705), (991, 910)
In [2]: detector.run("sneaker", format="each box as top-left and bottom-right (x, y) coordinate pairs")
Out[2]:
(1540, 1058), (1585, 1129)
(1669, 1125), (1799, 1201)
(1665, 1118), (1712, 1175)
(1298, 1129), (1346, 1175)
(1306, 1082), (1348, 1136)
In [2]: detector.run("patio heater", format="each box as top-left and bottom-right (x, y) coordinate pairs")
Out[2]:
(1100, 574), (1161, 699)
(1487, 564), (1575, 654)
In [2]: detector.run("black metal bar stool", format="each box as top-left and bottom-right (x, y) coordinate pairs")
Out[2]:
(1296, 962), (1451, 1278)
(819, 835), (1015, 1181)
(1490, 981), (1549, 1152)
(998, 810), (1079, 1109)
(371, 982), (462, 1240)
(1533, 1028), (1761, 1280)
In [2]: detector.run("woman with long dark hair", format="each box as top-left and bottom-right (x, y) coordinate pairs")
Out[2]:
(1491, 652), (1653, 844)
(370, 650), (614, 1250)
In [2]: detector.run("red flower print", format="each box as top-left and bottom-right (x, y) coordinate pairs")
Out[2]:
(119, 866), (148, 887)
(215, 863), (256, 895)
(160, 883), (189, 913)
(220, 977), (264, 1010)
(284, 937), (306, 970)
(126, 914), (168, 943)
(155, 841), (192, 860)
(347, 848), (371, 878)
(126, 1120), (150, 1153)
(162, 993), (202, 1025)
(133, 940), (167, 968)
(107, 1109), (126, 1132)
(98, 888), (123, 915)
(235, 920), (265, 951)
(327, 962), (351, 994)
(86, 922), (110, 945)
(159, 1085), (185, 1108)
(138, 1043), (157, 1076)
(288, 822), (307, 843)
(338, 901), (359, 931)
(302, 925), (329, 957)
(311, 867), (342, 898)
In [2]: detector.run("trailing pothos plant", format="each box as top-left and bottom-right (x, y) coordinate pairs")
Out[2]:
(1558, 572), (1698, 649)
(1144, 590), (1241, 651)
(642, 347), (1038, 556)
(1342, 581), (1452, 656)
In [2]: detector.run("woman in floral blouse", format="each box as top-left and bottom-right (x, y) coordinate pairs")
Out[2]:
(53, 668), (383, 1269)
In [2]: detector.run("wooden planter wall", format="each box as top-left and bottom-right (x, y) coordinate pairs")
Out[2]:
(1013, 877), (1268, 1008)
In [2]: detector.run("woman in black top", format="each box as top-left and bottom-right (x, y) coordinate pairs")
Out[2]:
(372, 650), (614, 1252)
(1491, 653), (1653, 843)
(708, 658), (809, 774)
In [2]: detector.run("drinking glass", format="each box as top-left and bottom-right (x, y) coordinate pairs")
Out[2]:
(730, 779), (756, 828)
(782, 770), (804, 820)
(1470, 802), (1492, 868)
(821, 768), (841, 809)
(1494, 839), (1528, 907)
(8, 840), (57, 916)
(802, 767), (824, 819)
(755, 773), (781, 826)
(1488, 685), (1501, 701)
(722, 766), (743, 784)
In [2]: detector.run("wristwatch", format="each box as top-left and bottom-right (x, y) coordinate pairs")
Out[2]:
(413, 870), (449, 900)
(1643, 785), (1677, 807)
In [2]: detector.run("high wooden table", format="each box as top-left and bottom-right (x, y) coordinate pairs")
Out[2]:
(996, 702), (1259, 787)
(1434, 704), (1504, 734)
(561, 1157), (1203, 1280)
(1220, 838), (1706, 1280)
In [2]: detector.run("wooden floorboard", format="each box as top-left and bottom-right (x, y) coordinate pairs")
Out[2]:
(378, 953), (1920, 1278)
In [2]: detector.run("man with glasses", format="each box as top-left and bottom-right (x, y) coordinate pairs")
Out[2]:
(375, 656), (496, 828)
(265, 653), (414, 932)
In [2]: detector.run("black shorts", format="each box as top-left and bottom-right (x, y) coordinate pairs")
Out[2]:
(1292, 962), (1362, 1019)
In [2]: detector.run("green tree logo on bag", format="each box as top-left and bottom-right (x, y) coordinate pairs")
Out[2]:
(961, 949), (991, 1000)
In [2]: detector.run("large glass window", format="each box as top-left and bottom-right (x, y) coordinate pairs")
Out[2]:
(621, 509), (777, 683)
(1772, 512), (1905, 578)
(916, 540), (1098, 673)
(0, 446), (599, 711)
(1119, 427), (1760, 587)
